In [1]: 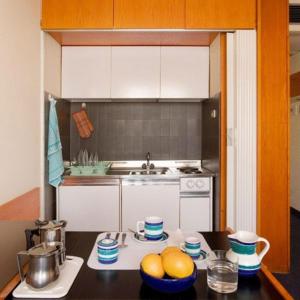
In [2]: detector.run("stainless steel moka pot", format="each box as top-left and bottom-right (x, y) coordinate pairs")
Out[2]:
(17, 242), (61, 289)
(25, 220), (67, 265)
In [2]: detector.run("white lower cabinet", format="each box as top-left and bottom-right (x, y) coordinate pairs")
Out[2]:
(122, 182), (180, 231)
(58, 186), (119, 231)
(180, 197), (211, 231)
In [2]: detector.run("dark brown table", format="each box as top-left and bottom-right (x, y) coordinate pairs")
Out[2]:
(10, 232), (287, 300)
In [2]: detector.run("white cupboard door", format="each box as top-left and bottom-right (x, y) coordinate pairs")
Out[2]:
(180, 197), (211, 231)
(62, 47), (111, 98)
(161, 47), (209, 99)
(122, 184), (180, 231)
(111, 47), (160, 98)
(59, 186), (119, 231)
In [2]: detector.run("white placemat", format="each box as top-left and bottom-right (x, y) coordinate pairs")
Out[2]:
(13, 256), (83, 298)
(87, 230), (212, 270)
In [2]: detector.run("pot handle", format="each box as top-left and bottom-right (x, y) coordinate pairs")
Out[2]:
(257, 237), (270, 262)
(17, 251), (28, 281)
(25, 228), (39, 250)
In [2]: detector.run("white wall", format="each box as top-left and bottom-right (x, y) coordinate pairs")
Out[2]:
(0, 0), (41, 204)
(291, 109), (300, 211)
(209, 34), (221, 97)
(42, 33), (62, 219)
(0, 221), (35, 288)
(290, 52), (300, 75)
(290, 53), (300, 211)
(0, 0), (41, 290)
(44, 33), (61, 97)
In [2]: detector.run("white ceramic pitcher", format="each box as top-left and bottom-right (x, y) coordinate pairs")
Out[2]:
(226, 231), (270, 276)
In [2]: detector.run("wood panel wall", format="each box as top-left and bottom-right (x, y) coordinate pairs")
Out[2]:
(114, 0), (185, 28)
(48, 31), (212, 46)
(41, 0), (114, 29)
(257, 0), (290, 272)
(186, 0), (256, 29)
(0, 188), (40, 221)
(41, 0), (257, 30)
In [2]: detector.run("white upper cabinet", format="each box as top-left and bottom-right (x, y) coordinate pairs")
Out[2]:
(161, 47), (209, 99)
(111, 47), (160, 98)
(62, 46), (111, 99)
(61, 46), (209, 100)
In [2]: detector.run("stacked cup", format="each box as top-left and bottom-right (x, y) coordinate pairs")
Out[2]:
(180, 237), (201, 260)
(97, 238), (119, 264)
(136, 216), (164, 241)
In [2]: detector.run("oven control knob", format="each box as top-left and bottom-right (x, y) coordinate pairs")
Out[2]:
(186, 180), (195, 189)
(196, 179), (205, 189)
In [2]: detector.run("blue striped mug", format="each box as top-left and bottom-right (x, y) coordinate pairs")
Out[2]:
(97, 238), (119, 264)
(180, 237), (201, 259)
(136, 216), (163, 241)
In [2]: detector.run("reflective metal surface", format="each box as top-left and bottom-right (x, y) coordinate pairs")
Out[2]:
(129, 168), (168, 175)
(26, 220), (67, 266)
(106, 169), (131, 176)
(61, 161), (215, 186)
(17, 243), (61, 289)
(106, 167), (169, 176)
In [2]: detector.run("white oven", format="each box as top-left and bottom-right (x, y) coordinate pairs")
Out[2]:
(179, 177), (213, 232)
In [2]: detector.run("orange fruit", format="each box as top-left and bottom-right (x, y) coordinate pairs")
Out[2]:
(162, 251), (194, 279)
(161, 246), (182, 259)
(141, 253), (165, 279)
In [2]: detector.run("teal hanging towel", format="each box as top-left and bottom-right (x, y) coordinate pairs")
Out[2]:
(48, 96), (64, 187)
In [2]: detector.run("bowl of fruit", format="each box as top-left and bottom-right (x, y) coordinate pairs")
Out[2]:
(140, 246), (197, 293)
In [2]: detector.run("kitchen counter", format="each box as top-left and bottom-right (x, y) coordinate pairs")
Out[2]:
(9, 232), (288, 300)
(61, 168), (215, 186)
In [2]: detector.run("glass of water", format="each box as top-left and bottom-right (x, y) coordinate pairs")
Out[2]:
(207, 250), (239, 294)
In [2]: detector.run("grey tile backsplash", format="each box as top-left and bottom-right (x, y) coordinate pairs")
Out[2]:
(69, 102), (202, 161)
(56, 100), (71, 161)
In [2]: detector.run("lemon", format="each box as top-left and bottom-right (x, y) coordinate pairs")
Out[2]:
(161, 246), (182, 259)
(141, 253), (165, 279)
(162, 251), (194, 279)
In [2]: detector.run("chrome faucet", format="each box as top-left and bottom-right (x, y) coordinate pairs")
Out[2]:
(142, 152), (155, 170)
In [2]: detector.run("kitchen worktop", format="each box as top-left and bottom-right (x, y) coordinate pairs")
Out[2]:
(62, 171), (214, 185)
(61, 161), (215, 186)
(9, 232), (287, 300)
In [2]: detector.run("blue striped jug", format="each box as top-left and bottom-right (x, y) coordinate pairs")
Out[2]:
(226, 231), (270, 276)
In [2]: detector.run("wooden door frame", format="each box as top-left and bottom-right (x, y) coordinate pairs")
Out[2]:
(219, 0), (290, 272)
(218, 14), (290, 272)
(257, 0), (290, 273)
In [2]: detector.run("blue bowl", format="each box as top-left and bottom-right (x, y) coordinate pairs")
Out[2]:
(140, 263), (197, 294)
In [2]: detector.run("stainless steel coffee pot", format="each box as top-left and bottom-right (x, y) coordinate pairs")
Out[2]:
(17, 242), (61, 289)
(25, 220), (67, 265)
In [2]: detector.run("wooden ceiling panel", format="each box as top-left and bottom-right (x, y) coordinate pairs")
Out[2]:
(48, 31), (212, 46)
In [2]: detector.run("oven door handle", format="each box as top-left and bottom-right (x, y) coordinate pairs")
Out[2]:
(180, 192), (210, 198)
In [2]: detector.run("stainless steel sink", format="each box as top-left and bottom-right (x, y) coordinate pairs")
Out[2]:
(106, 168), (168, 176)
(106, 169), (131, 175)
(129, 168), (168, 175)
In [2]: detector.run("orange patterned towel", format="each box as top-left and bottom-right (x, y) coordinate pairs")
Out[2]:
(81, 109), (94, 132)
(72, 109), (94, 139)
